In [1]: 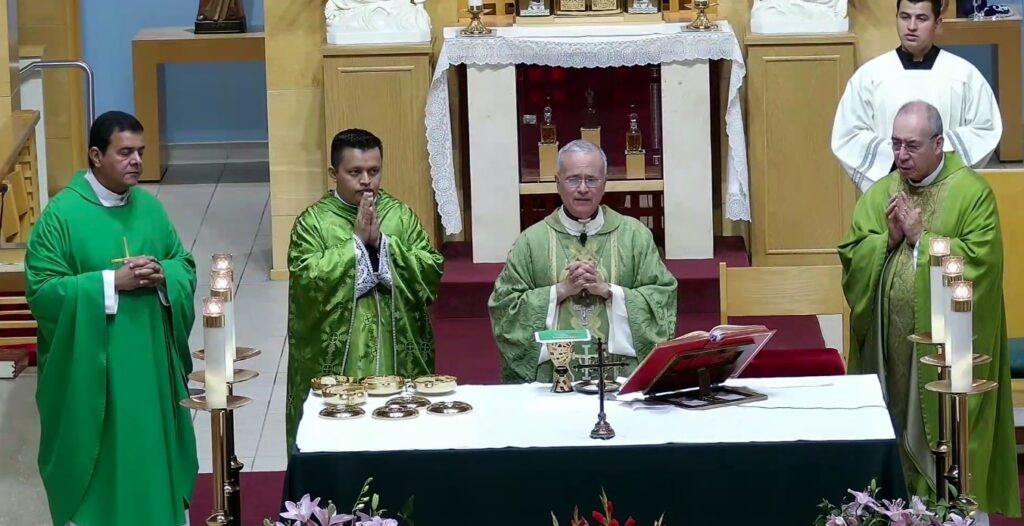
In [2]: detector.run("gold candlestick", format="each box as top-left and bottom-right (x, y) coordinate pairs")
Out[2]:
(686, 0), (719, 31)
(181, 394), (252, 525)
(459, 5), (494, 37)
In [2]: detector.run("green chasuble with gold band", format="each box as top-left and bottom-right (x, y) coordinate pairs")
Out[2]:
(26, 171), (198, 526)
(489, 206), (678, 383)
(286, 191), (443, 454)
(838, 152), (1020, 516)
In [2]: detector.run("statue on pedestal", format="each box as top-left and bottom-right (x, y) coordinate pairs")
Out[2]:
(325, 0), (432, 46)
(195, 0), (247, 34)
(750, 0), (849, 35)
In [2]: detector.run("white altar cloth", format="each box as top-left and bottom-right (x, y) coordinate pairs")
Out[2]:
(296, 374), (894, 453)
(425, 21), (752, 235)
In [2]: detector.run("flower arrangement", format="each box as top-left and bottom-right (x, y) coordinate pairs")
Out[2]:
(814, 480), (975, 526)
(264, 477), (414, 526)
(551, 489), (666, 526)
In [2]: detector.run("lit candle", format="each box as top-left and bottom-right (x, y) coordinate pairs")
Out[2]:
(210, 270), (235, 381)
(948, 281), (974, 393)
(941, 256), (965, 365)
(212, 253), (233, 273)
(928, 237), (950, 344)
(203, 297), (228, 409)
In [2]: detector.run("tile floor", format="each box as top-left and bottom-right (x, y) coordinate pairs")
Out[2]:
(0, 162), (284, 523)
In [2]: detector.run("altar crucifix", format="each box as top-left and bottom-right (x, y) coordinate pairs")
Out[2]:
(576, 338), (625, 440)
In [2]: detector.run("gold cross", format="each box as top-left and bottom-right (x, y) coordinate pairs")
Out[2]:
(111, 237), (132, 264)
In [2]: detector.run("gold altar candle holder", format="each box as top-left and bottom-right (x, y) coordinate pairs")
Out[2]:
(685, 0), (719, 31)
(459, 5), (494, 37)
(910, 332), (952, 500)
(181, 395), (253, 526)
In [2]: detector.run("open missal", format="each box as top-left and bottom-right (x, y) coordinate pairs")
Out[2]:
(618, 324), (776, 409)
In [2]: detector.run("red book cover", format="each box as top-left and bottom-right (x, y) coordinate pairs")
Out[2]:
(619, 325), (776, 396)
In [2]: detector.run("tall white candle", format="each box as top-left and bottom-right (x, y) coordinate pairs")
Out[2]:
(928, 238), (950, 344)
(211, 271), (235, 381)
(949, 281), (974, 393)
(941, 256), (965, 366)
(203, 297), (228, 409)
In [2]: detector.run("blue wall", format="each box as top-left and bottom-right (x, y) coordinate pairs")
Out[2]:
(81, 0), (268, 144)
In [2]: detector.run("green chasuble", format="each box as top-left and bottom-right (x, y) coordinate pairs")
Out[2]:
(287, 191), (443, 454)
(25, 170), (198, 526)
(489, 206), (678, 383)
(838, 153), (1020, 516)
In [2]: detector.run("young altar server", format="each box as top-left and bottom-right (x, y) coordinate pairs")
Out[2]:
(839, 101), (1019, 522)
(488, 139), (678, 383)
(286, 128), (444, 455)
(831, 0), (1001, 192)
(26, 111), (198, 526)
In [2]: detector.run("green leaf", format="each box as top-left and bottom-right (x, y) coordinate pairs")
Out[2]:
(372, 493), (380, 511)
(551, 511), (560, 526)
(264, 520), (273, 526)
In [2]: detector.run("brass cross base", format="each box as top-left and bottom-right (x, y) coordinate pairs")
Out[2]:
(590, 412), (616, 440)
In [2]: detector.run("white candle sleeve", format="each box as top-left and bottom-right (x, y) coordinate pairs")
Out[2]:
(205, 322), (228, 409)
(943, 283), (955, 366)
(224, 299), (235, 382)
(949, 308), (973, 393)
(930, 266), (945, 344)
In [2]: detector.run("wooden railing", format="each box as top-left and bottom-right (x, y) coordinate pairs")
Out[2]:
(0, 110), (41, 245)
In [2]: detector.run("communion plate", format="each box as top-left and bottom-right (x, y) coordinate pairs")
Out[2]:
(386, 395), (432, 409)
(574, 380), (620, 395)
(372, 406), (419, 420)
(426, 401), (473, 416)
(412, 375), (458, 395)
(319, 406), (366, 420)
(362, 375), (406, 396)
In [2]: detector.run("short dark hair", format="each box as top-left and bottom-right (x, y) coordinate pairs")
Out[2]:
(88, 111), (144, 167)
(330, 129), (383, 169)
(897, 0), (942, 17)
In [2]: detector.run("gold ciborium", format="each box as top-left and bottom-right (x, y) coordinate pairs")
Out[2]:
(549, 342), (577, 393)
(686, 0), (719, 31)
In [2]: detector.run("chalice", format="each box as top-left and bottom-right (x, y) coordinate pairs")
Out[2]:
(687, 0), (719, 31)
(549, 341), (577, 393)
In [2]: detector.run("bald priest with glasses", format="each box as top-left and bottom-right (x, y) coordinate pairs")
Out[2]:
(488, 140), (678, 383)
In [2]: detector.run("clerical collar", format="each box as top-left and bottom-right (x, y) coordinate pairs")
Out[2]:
(558, 206), (603, 237)
(334, 190), (358, 209)
(895, 44), (940, 70)
(907, 156), (945, 188)
(85, 170), (128, 207)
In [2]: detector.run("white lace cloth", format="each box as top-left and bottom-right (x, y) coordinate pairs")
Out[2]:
(425, 21), (752, 234)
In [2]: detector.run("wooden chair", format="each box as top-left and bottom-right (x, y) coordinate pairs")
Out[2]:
(719, 262), (850, 364)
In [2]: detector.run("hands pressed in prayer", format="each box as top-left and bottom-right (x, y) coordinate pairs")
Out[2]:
(886, 194), (904, 250)
(894, 193), (923, 246)
(355, 192), (381, 248)
(114, 256), (165, 291)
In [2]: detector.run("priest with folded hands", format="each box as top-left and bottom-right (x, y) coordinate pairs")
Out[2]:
(488, 140), (678, 383)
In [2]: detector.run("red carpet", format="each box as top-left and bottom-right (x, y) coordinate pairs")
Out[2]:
(190, 471), (286, 526)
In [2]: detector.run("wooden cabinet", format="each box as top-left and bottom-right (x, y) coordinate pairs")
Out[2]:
(322, 44), (437, 246)
(746, 32), (857, 266)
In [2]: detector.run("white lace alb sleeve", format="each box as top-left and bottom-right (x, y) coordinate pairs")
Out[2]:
(353, 237), (379, 297)
(376, 234), (393, 289)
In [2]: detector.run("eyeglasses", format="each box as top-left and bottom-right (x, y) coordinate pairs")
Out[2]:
(892, 133), (941, 154)
(562, 176), (604, 189)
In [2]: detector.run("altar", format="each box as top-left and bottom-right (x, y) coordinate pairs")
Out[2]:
(284, 375), (904, 524)
(426, 21), (750, 263)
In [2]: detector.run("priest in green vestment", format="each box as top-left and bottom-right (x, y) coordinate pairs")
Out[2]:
(287, 129), (443, 453)
(839, 101), (1020, 518)
(489, 140), (677, 383)
(25, 111), (198, 526)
